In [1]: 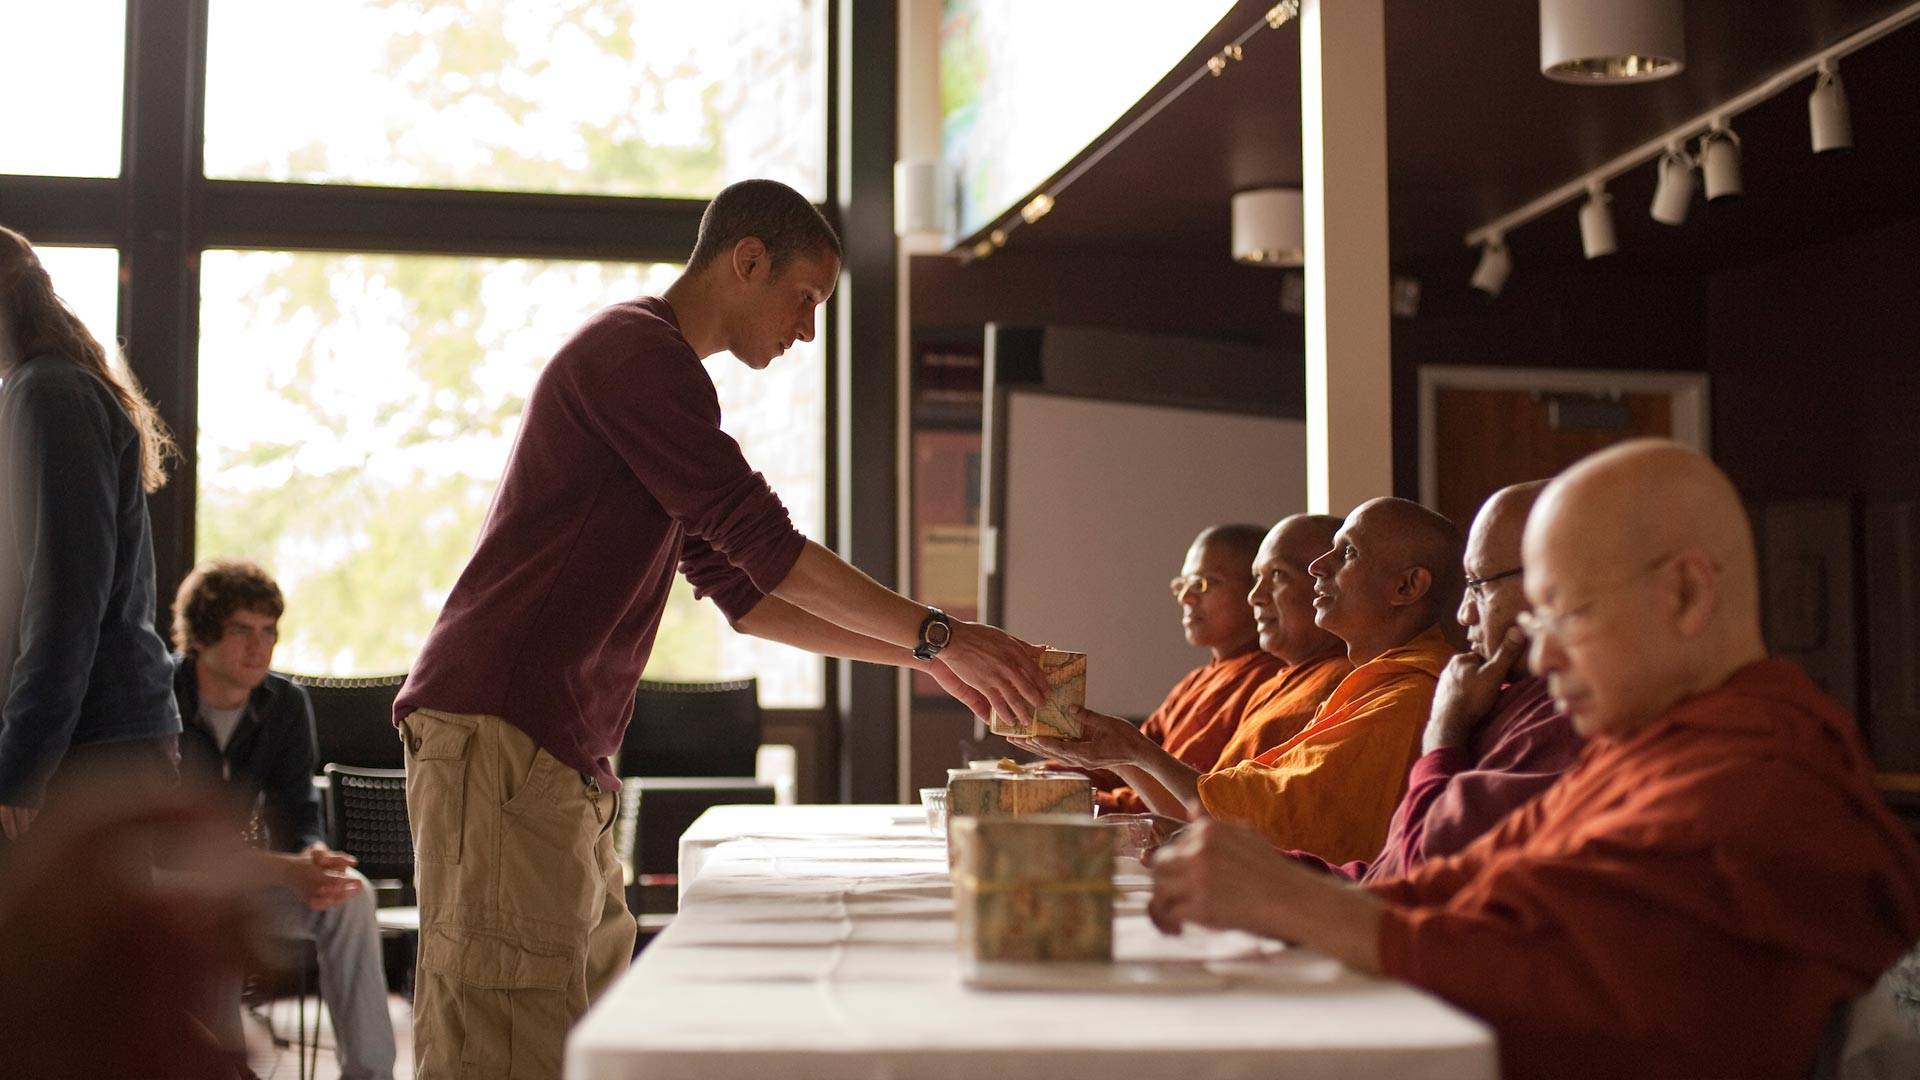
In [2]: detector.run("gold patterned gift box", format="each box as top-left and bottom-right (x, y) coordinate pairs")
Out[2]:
(951, 815), (1115, 963)
(945, 769), (1094, 865)
(987, 649), (1087, 738)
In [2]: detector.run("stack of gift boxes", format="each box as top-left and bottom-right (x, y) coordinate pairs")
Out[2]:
(945, 649), (1118, 964)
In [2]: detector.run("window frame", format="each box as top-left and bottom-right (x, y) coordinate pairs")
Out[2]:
(0, 0), (850, 725)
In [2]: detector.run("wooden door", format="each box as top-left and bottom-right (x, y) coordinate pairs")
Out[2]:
(1432, 387), (1674, 529)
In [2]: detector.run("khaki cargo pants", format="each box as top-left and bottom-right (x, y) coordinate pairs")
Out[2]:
(401, 709), (636, 1080)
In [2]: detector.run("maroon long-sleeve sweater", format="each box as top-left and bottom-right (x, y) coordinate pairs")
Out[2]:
(396, 297), (806, 790)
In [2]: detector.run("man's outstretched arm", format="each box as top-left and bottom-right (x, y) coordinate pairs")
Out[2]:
(772, 540), (1047, 724)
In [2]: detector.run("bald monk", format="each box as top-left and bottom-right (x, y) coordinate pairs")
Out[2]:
(1024, 498), (1461, 865)
(1294, 482), (1583, 882)
(1212, 514), (1353, 768)
(1146, 441), (1920, 1080)
(1092, 525), (1282, 812)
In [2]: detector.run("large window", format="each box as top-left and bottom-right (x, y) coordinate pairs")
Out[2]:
(204, 0), (827, 199)
(0, 3), (125, 178)
(34, 247), (121, 352)
(197, 251), (826, 706)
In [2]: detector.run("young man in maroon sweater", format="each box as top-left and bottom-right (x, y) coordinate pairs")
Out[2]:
(395, 179), (1047, 1078)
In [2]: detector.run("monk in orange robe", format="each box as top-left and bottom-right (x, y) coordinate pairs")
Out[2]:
(1211, 515), (1352, 770)
(1147, 441), (1920, 1080)
(1021, 499), (1461, 865)
(1104, 524), (1280, 808)
(1077, 525), (1280, 812)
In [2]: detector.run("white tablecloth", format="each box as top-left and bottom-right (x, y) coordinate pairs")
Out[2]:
(569, 804), (1497, 1080)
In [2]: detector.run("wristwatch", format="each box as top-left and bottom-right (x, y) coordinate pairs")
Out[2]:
(913, 607), (953, 661)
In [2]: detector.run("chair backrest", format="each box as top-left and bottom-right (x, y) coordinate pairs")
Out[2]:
(291, 673), (407, 771)
(322, 764), (414, 887)
(619, 678), (762, 778)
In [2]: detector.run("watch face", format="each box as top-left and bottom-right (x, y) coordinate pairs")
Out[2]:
(927, 620), (953, 647)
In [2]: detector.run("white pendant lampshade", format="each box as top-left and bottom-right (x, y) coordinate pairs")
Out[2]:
(1809, 61), (1853, 153)
(1231, 188), (1305, 267)
(893, 159), (954, 238)
(1541, 0), (1685, 83)
(1579, 182), (1617, 259)
(1649, 143), (1696, 226)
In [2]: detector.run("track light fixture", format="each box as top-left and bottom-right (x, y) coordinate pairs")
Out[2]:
(1649, 142), (1696, 226)
(1809, 60), (1853, 153)
(1470, 237), (1513, 296)
(1698, 121), (1743, 201)
(1578, 182), (1616, 259)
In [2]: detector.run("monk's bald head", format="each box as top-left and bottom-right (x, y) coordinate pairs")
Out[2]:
(1460, 481), (1547, 662)
(1249, 514), (1343, 663)
(1523, 440), (1765, 738)
(1307, 497), (1466, 662)
(1177, 523), (1264, 657)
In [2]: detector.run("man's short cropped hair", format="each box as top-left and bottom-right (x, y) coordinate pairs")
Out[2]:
(173, 558), (285, 656)
(685, 179), (843, 277)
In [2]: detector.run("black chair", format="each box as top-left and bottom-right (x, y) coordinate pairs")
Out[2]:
(614, 679), (774, 946)
(291, 673), (408, 771)
(618, 677), (763, 777)
(322, 765), (421, 992)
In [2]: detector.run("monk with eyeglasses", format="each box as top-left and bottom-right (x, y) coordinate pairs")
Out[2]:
(1088, 525), (1282, 812)
(1145, 441), (1920, 1080)
(1023, 497), (1463, 865)
(1289, 480), (1585, 882)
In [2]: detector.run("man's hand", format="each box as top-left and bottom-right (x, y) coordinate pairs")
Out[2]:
(277, 847), (362, 911)
(1424, 626), (1526, 755)
(1145, 817), (1299, 938)
(1146, 817), (1386, 973)
(927, 659), (992, 722)
(935, 620), (1049, 727)
(0, 803), (38, 840)
(1010, 709), (1150, 769)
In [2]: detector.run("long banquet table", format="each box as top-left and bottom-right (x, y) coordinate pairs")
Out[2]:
(566, 804), (1498, 1080)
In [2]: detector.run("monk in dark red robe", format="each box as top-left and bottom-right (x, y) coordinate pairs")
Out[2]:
(1148, 442), (1920, 1080)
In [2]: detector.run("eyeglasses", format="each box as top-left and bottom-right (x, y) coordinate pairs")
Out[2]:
(1462, 566), (1523, 602)
(1169, 574), (1215, 600)
(1512, 552), (1706, 646)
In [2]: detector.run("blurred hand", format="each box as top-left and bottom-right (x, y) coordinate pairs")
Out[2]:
(278, 848), (363, 912)
(937, 621), (1049, 727)
(0, 803), (37, 840)
(1146, 817), (1301, 938)
(928, 659), (992, 723)
(0, 788), (261, 1077)
(1010, 709), (1150, 769)
(1424, 626), (1526, 755)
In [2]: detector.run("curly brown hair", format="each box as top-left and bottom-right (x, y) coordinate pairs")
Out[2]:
(172, 559), (285, 656)
(1, 225), (177, 492)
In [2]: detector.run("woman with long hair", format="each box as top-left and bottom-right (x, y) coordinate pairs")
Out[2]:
(0, 224), (183, 840)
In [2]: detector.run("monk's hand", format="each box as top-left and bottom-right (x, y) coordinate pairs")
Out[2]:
(1009, 709), (1146, 768)
(1424, 625), (1526, 755)
(926, 658), (992, 723)
(938, 620), (1050, 728)
(1145, 817), (1302, 939)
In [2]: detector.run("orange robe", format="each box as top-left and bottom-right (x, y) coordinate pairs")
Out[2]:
(1210, 649), (1353, 770)
(1371, 659), (1920, 1080)
(1197, 625), (1453, 863)
(1100, 647), (1282, 812)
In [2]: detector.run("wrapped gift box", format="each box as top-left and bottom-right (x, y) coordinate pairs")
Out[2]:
(946, 771), (1093, 821)
(988, 649), (1088, 738)
(951, 815), (1114, 963)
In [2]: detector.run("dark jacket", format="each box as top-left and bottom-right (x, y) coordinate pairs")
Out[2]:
(172, 654), (325, 853)
(0, 355), (181, 806)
